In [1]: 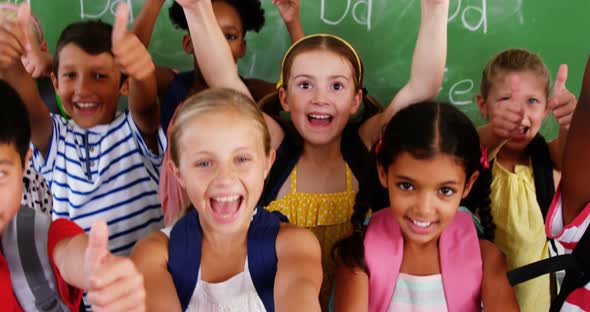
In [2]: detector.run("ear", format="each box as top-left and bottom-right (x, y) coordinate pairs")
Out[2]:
(476, 95), (488, 118)
(24, 148), (32, 168)
(119, 78), (129, 96)
(461, 170), (480, 199)
(264, 149), (276, 179)
(168, 159), (186, 189)
(278, 87), (290, 112)
(50, 72), (59, 91)
(377, 162), (388, 188)
(350, 88), (363, 114)
(238, 39), (246, 59)
(182, 34), (194, 54)
(40, 41), (48, 53)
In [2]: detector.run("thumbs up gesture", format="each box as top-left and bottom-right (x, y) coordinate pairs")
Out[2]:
(548, 64), (577, 131)
(273, 0), (301, 24)
(112, 3), (155, 81)
(84, 221), (146, 312)
(0, 3), (31, 70)
(489, 74), (526, 140)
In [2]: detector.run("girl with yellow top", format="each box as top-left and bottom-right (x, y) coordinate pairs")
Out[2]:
(477, 49), (577, 311)
(176, 0), (449, 308)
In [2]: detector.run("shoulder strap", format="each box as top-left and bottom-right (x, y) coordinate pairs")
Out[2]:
(526, 135), (556, 220)
(341, 123), (369, 182)
(550, 225), (590, 311)
(168, 210), (201, 311)
(365, 209), (403, 312)
(247, 208), (283, 312)
(16, 206), (68, 312)
(439, 211), (482, 312)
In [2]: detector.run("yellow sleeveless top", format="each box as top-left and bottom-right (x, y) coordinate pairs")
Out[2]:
(491, 160), (550, 311)
(266, 164), (356, 310)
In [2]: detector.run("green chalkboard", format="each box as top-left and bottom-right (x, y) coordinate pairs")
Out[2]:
(10, 0), (590, 139)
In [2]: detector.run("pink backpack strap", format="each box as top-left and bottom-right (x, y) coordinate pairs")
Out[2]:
(159, 103), (190, 226)
(365, 209), (403, 312)
(440, 210), (482, 311)
(365, 209), (482, 312)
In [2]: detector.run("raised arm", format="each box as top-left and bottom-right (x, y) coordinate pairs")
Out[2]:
(274, 0), (304, 43)
(0, 3), (52, 155)
(561, 56), (590, 224)
(131, 0), (176, 95)
(274, 225), (322, 312)
(176, 0), (284, 149)
(359, 0), (449, 147)
(479, 240), (519, 311)
(547, 64), (577, 171)
(112, 3), (160, 153)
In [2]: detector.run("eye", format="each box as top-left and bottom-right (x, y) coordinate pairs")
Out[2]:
(225, 33), (238, 41)
(236, 155), (251, 164)
(397, 182), (414, 191)
(527, 98), (539, 105)
(438, 187), (456, 197)
(62, 72), (76, 79)
(195, 160), (212, 168)
(94, 73), (107, 79)
(499, 96), (510, 102)
(332, 82), (344, 91)
(298, 81), (311, 90)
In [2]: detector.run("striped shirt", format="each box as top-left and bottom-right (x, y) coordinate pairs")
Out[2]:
(31, 112), (166, 256)
(388, 273), (448, 312)
(546, 190), (590, 312)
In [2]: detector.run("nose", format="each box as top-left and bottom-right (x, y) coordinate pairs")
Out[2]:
(74, 75), (92, 97)
(311, 87), (329, 106)
(211, 161), (236, 186)
(413, 192), (436, 218)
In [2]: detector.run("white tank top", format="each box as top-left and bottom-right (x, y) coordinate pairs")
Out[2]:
(161, 227), (267, 312)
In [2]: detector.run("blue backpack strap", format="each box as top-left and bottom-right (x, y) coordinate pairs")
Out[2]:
(160, 71), (195, 131)
(247, 208), (283, 312)
(168, 210), (201, 311)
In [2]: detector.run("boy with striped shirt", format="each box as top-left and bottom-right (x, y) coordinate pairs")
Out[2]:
(0, 3), (164, 257)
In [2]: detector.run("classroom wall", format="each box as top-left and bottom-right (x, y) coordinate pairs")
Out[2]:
(9, 0), (590, 138)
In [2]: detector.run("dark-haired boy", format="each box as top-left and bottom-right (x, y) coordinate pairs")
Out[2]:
(0, 2), (164, 260)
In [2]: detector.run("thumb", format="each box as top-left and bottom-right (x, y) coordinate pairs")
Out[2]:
(84, 220), (110, 277)
(552, 64), (568, 95)
(112, 2), (130, 44)
(16, 2), (32, 52)
(510, 74), (521, 104)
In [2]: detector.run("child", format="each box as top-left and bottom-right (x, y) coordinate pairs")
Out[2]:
(133, 0), (304, 131)
(333, 102), (518, 311)
(177, 0), (448, 307)
(0, 79), (145, 312)
(477, 49), (577, 310)
(130, 88), (322, 311)
(0, 2), (165, 257)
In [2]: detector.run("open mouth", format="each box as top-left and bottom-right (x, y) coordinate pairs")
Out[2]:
(406, 217), (437, 235)
(512, 126), (530, 140)
(307, 113), (333, 127)
(209, 194), (244, 224)
(73, 102), (99, 115)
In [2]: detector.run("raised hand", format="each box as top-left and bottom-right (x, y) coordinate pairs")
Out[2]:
(0, 3), (30, 69)
(174, 0), (209, 11)
(84, 221), (146, 312)
(273, 0), (301, 25)
(489, 74), (526, 140)
(548, 64), (577, 131)
(112, 3), (155, 81)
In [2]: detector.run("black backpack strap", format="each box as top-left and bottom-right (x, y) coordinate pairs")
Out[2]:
(16, 207), (67, 312)
(508, 254), (580, 286)
(550, 225), (590, 311)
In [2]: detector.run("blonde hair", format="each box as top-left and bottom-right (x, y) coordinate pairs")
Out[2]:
(0, 4), (44, 44)
(480, 48), (550, 99)
(169, 88), (271, 166)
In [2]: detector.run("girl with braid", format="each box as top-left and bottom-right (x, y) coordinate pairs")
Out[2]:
(334, 102), (518, 311)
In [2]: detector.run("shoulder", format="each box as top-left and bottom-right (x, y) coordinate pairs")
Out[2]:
(479, 239), (508, 274)
(132, 231), (169, 260)
(243, 78), (275, 102)
(276, 223), (320, 259)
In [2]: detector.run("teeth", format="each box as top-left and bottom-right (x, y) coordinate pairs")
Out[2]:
(213, 195), (240, 202)
(77, 102), (97, 108)
(412, 219), (432, 228)
(309, 114), (330, 120)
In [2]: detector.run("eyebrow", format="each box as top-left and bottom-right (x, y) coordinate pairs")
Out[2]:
(395, 175), (459, 185)
(0, 159), (15, 166)
(292, 74), (350, 81)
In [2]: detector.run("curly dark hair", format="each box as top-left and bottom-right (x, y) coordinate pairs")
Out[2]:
(169, 0), (265, 35)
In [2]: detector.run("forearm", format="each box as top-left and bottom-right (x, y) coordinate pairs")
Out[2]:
(478, 124), (507, 160)
(276, 280), (321, 312)
(132, 0), (166, 48)
(285, 20), (304, 43)
(182, 3), (250, 97)
(549, 127), (568, 171)
(53, 234), (91, 290)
